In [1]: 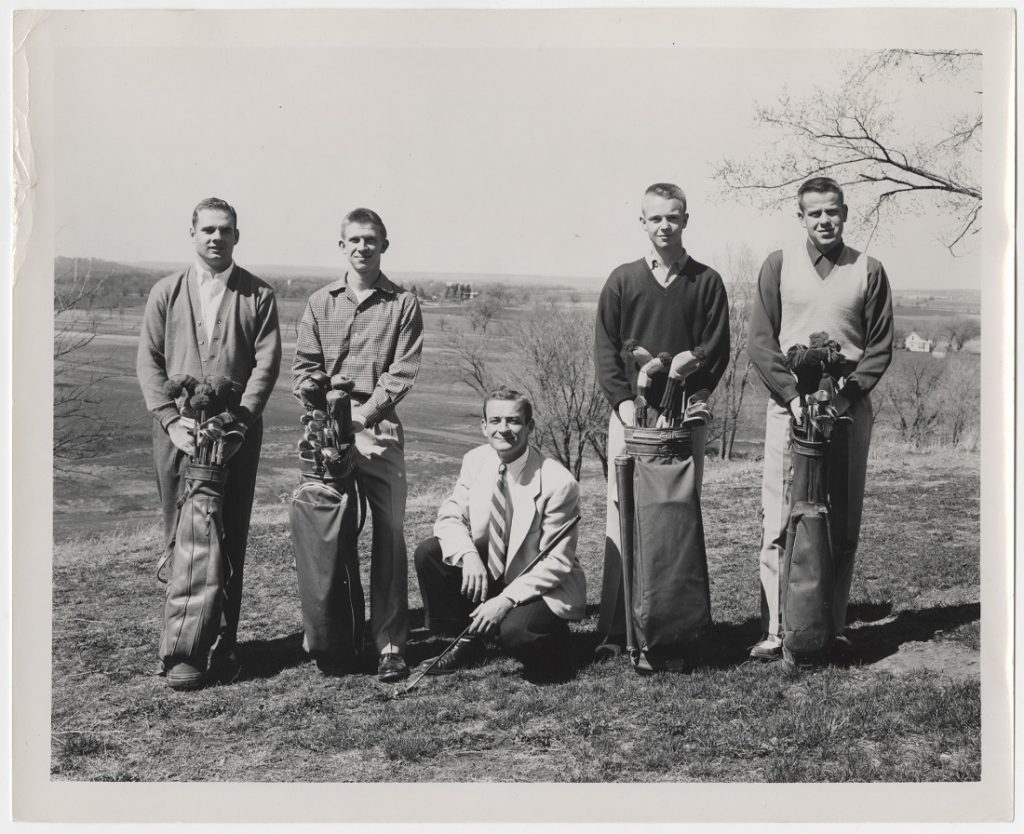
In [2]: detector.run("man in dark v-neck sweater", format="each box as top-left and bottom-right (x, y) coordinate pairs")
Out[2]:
(593, 183), (730, 657)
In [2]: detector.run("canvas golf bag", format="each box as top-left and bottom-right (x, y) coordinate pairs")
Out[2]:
(779, 333), (849, 664)
(158, 462), (230, 668)
(617, 425), (712, 671)
(289, 373), (366, 669)
(289, 452), (365, 667)
(779, 426), (835, 662)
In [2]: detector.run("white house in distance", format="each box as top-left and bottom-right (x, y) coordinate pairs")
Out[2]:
(905, 331), (934, 353)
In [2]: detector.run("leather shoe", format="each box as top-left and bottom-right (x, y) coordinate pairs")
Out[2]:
(166, 660), (206, 691)
(749, 634), (783, 660)
(425, 637), (485, 675)
(378, 652), (410, 683)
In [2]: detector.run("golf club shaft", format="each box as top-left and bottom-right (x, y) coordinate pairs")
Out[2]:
(398, 513), (582, 695)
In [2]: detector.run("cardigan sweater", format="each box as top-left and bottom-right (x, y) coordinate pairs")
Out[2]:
(137, 264), (282, 430)
(594, 255), (731, 409)
(747, 242), (894, 415)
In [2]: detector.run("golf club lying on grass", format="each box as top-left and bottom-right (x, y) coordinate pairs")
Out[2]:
(391, 513), (583, 699)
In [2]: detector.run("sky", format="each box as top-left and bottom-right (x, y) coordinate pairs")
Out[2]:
(53, 33), (983, 291)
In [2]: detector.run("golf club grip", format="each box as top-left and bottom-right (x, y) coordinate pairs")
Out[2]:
(614, 455), (637, 656)
(658, 377), (678, 415)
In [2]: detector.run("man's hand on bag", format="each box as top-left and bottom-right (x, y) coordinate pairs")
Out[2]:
(460, 551), (490, 602)
(468, 595), (514, 636)
(351, 407), (368, 435)
(617, 399), (635, 427)
(669, 350), (699, 380)
(788, 396), (804, 425)
(167, 419), (196, 456)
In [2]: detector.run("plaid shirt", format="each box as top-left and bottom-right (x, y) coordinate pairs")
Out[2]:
(292, 271), (424, 428)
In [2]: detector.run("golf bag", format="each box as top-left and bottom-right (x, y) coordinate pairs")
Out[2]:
(779, 333), (847, 664)
(618, 425), (712, 670)
(289, 445), (365, 667)
(780, 428), (836, 661)
(158, 462), (230, 668)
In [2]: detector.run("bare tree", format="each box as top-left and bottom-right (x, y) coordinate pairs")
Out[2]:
(707, 245), (758, 460)
(442, 328), (495, 397)
(714, 49), (981, 253)
(939, 316), (981, 352)
(510, 304), (608, 480)
(879, 353), (946, 446)
(937, 353), (980, 446)
(53, 259), (117, 468)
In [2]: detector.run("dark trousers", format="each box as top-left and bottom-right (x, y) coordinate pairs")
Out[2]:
(413, 537), (570, 675)
(153, 417), (263, 646)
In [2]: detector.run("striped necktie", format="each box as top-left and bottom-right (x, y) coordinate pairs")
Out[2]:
(487, 463), (510, 581)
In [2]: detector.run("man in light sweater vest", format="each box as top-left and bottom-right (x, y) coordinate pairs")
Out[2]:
(747, 177), (894, 660)
(593, 183), (731, 659)
(137, 198), (282, 687)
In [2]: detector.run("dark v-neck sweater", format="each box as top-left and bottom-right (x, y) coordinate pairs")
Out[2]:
(595, 256), (730, 409)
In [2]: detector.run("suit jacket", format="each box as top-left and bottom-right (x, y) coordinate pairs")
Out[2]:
(137, 265), (282, 430)
(433, 444), (586, 620)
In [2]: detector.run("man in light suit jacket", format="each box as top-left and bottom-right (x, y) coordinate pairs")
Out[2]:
(137, 197), (281, 688)
(413, 387), (585, 681)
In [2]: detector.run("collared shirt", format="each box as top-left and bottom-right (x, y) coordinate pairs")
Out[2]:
(805, 239), (844, 279)
(291, 270), (424, 428)
(194, 259), (234, 336)
(647, 249), (690, 288)
(746, 240), (894, 414)
(498, 444), (530, 484)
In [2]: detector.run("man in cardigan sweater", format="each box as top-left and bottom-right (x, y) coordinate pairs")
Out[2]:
(593, 183), (731, 659)
(137, 197), (282, 685)
(747, 177), (894, 660)
(292, 208), (424, 683)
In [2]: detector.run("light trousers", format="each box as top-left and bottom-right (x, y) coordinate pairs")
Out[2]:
(758, 394), (873, 637)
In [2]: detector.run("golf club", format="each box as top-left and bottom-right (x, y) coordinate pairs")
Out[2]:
(392, 514), (583, 698)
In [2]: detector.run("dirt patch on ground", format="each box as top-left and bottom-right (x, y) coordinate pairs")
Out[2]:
(869, 639), (979, 677)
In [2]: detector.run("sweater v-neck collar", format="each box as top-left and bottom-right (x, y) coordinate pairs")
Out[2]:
(640, 256), (690, 292)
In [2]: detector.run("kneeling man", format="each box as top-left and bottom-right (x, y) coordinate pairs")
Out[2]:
(413, 387), (585, 680)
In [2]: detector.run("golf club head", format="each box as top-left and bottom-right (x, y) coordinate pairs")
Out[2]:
(307, 420), (326, 434)
(321, 447), (342, 464)
(310, 409), (328, 423)
(308, 371), (331, 388)
(300, 412), (315, 426)
(297, 439), (315, 452)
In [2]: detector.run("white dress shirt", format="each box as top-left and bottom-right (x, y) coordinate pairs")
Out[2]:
(194, 259), (234, 337)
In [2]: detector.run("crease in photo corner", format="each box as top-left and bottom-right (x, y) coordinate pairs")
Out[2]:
(12, 10), (48, 285)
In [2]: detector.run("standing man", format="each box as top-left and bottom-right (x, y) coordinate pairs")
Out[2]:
(413, 387), (585, 682)
(747, 176), (894, 660)
(137, 197), (282, 687)
(593, 183), (731, 659)
(292, 208), (424, 683)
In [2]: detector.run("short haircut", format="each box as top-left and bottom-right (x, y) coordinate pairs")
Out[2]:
(340, 208), (388, 241)
(482, 386), (533, 425)
(643, 183), (687, 212)
(797, 177), (845, 208)
(192, 198), (237, 228)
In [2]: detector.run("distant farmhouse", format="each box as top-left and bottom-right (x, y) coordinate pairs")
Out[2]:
(904, 331), (934, 353)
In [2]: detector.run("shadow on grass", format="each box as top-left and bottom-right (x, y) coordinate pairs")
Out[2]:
(840, 601), (980, 666)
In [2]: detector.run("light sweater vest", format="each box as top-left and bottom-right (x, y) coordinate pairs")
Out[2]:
(778, 244), (868, 361)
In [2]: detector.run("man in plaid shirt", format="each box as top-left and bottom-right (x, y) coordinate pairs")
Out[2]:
(292, 208), (424, 682)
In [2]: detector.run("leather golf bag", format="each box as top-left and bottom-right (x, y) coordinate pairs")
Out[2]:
(159, 462), (230, 667)
(620, 426), (712, 670)
(780, 427), (836, 662)
(289, 452), (365, 667)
